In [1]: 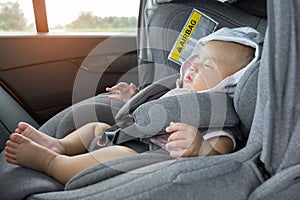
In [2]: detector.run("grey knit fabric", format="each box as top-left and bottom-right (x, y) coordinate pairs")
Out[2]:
(5, 1), (295, 200)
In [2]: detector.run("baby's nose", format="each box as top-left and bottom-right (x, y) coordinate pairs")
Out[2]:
(189, 66), (196, 72)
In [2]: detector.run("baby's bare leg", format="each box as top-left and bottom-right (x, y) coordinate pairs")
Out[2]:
(5, 133), (136, 185)
(60, 122), (111, 155)
(49, 145), (137, 184)
(16, 122), (110, 156)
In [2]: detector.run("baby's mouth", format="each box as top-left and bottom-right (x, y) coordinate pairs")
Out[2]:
(185, 75), (192, 83)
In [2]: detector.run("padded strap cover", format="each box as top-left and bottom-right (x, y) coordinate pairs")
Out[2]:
(115, 74), (240, 143)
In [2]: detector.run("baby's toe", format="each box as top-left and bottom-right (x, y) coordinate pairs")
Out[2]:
(10, 133), (27, 144)
(15, 128), (22, 133)
(5, 155), (17, 164)
(18, 122), (31, 130)
(5, 144), (17, 154)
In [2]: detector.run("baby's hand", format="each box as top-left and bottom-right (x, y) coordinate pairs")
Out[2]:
(106, 82), (138, 103)
(165, 122), (204, 158)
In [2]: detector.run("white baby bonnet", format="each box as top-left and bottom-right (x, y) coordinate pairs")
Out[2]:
(178, 27), (264, 95)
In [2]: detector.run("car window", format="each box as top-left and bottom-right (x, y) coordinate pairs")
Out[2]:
(0, 0), (35, 32)
(0, 0), (139, 33)
(45, 0), (139, 33)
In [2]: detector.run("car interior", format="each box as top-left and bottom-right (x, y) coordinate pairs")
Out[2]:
(0, 0), (299, 199)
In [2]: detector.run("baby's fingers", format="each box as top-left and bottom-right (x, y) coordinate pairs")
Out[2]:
(167, 130), (188, 142)
(106, 86), (120, 93)
(129, 83), (137, 89)
(106, 87), (113, 92)
(166, 122), (177, 133)
(106, 82), (127, 91)
(166, 139), (190, 150)
(108, 95), (122, 101)
(166, 138), (200, 158)
(169, 150), (186, 158)
(166, 140), (185, 158)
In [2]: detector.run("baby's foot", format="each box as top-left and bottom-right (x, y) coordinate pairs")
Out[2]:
(5, 133), (57, 174)
(15, 122), (66, 154)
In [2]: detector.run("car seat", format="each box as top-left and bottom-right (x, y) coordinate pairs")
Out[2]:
(2, 0), (299, 199)
(137, 0), (267, 85)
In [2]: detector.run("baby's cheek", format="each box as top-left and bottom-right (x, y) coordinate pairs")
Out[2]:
(192, 76), (208, 91)
(202, 73), (223, 88)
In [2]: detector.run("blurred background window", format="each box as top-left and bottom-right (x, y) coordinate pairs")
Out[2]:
(0, 0), (35, 32)
(0, 0), (139, 33)
(45, 0), (139, 33)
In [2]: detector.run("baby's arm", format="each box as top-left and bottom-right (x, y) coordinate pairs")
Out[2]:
(106, 82), (139, 102)
(165, 122), (233, 158)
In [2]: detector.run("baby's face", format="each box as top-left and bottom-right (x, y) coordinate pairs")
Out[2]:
(182, 41), (247, 91)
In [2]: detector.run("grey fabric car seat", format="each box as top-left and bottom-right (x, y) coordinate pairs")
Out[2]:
(3, 0), (299, 199)
(138, 0), (267, 85)
(56, 1), (299, 199)
(0, 43), (261, 200)
(248, 0), (300, 198)
(0, 0), (267, 199)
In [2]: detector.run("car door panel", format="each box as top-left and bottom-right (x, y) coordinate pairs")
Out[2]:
(0, 35), (138, 125)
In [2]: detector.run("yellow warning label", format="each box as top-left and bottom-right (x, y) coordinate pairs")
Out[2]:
(169, 11), (202, 62)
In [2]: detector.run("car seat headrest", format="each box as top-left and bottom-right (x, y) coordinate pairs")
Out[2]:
(233, 60), (260, 139)
(228, 0), (267, 17)
(178, 27), (263, 97)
